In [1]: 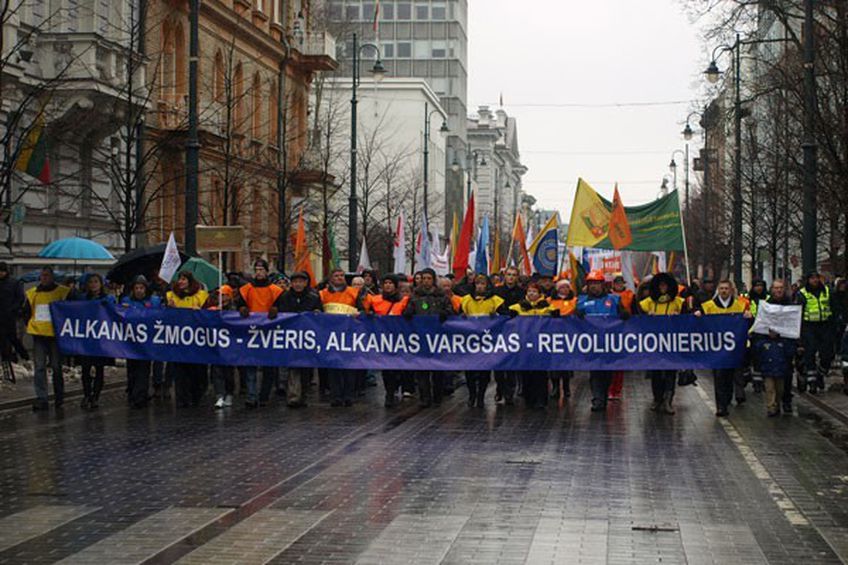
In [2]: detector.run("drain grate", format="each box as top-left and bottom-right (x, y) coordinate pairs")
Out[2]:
(505, 458), (542, 465)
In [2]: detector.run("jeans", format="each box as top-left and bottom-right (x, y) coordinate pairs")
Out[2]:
(245, 366), (277, 403)
(466, 370), (490, 403)
(33, 335), (62, 403)
(650, 370), (676, 404)
(495, 371), (516, 401)
(152, 361), (169, 388)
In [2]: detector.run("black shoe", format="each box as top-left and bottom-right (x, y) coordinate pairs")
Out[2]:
(32, 400), (49, 412)
(343, 399), (353, 407)
(467, 396), (475, 407)
(19, 350), (30, 362)
(80, 397), (90, 410)
(505, 397), (515, 406)
(276, 388), (287, 398)
(716, 408), (729, 417)
(735, 396), (746, 405)
(54, 399), (64, 410)
(330, 400), (343, 407)
(782, 402), (793, 413)
(244, 400), (258, 409)
(767, 409), (780, 417)
(591, 401), (606, 412)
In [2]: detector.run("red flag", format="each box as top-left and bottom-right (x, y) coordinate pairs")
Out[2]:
(609, 184), (633, 250)
(294, 208), (316, 286)
(452, 194), (475, 278)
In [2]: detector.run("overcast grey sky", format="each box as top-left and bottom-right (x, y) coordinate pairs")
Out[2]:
(467, 0), (705, 222)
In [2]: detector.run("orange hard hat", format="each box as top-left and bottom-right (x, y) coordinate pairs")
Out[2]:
(586, 270), (605, 283)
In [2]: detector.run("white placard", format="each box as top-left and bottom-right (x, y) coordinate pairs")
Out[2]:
(35, 304), (52, 322)
(750, 302), (802, 339)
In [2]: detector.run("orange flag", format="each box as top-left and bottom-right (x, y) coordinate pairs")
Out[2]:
(609, 184), (633, 250)
(294, 208), (316, 286)
(490, 229), (501, 275)
(510, 214), (532, 275)
(452, 194), (475, 278)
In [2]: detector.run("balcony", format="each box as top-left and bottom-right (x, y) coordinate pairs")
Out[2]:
(289, 31), (338, 72)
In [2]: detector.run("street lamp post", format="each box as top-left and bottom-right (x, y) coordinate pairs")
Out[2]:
(683, 110), (706, 275)
(668, 149), (685, 193)
(184, 0), (200, 256)
(422, 102), (448, 227)
(348, 33), (385, 271)
(801, 0), (817, 275)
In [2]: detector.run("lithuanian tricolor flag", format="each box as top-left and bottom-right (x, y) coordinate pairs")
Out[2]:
(15, 116), (51, 184)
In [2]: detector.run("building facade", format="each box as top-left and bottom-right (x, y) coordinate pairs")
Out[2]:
(145, 0), (336, 270)
(325, 0), (468, 233)
(1, 0), (145, 268)
(466, 105), (528, 245)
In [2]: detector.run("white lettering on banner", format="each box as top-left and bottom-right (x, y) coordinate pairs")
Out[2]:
(60, 318), (149, 343)
(151, 321), (231, 348)
(535, 331), (736, 355)
(246, 328), (317, 351)
(325, 332), (421, 354)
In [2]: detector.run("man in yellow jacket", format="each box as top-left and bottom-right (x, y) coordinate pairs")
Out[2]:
(695, 279), (752, 417)
(23, 267), (71, 411)
(638, 273), (685, 414)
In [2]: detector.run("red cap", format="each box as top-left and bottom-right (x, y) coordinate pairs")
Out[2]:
(585, 270), (606, 283)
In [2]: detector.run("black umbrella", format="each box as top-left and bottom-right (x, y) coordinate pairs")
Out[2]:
(106, 244), (191, 285)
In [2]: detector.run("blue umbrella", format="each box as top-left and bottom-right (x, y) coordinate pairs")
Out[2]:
(38, 237), (115, 261)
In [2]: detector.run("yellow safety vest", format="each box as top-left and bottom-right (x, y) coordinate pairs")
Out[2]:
(25, 285), (71, 336)
(800, 286), (831, 322)
(701, 297), (748, 315)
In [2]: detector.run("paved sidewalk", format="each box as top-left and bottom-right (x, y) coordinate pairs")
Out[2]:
(0, 363), (125, 410)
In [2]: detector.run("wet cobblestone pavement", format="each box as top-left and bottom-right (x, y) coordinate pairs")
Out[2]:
(2, 373), (848, 564)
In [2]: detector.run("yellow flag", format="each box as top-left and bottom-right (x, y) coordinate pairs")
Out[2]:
(566, 178), (611, 248)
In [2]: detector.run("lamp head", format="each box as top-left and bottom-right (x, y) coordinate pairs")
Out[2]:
(371, 59), (386, 82)
(682, 123), (694, 141)
(705, 60), (721, 84)
(439, 121), (449, 133)
(669, 158), (677, 172)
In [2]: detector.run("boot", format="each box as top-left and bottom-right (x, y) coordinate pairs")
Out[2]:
(476, 387), (486, 408)
(843, 372), (848, 396)
(152, 384), (162, 400)
(661, 392), (675, 415)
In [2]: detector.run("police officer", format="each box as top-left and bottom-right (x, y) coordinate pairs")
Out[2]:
(798, 272), (834, 394)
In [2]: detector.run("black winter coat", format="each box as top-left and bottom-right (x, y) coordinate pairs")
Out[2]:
(278, 289), (323, 313)
(403, 286), (453, 317)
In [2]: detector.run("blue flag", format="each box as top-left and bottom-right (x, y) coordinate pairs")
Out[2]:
(528, 214), (559, 276)
(475, 215), (490, 274)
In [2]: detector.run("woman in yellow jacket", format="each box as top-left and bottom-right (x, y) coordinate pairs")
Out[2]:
(166, 271), (209, 408)
(460, 274), (504, 408)
(508, 281), (558, 409)
(637, 273), (686, 414)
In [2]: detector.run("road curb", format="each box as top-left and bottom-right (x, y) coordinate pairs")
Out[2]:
(0, 380), (125, 412)
(798, 392), (848, 428)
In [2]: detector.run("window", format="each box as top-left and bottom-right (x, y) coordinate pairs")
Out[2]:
(396, 41), (411, 58)
(252, 73), (262, 138)
(327, 1), (342, 19)
(174, 22), (186, 98)
(415, 3), (427, 19)
(345, 3), (359, 20)
(431, 40), (446, 58)
(381, 42), (394, 58)
(396, 2), (410, 19)
(214, 50), (224, 102)
(381, 2), (393, 20)
(431, 2), (445, 20)
(234, 63), (244, 132)
(269, 78), (278, 144)
(362, 2), (374, 21)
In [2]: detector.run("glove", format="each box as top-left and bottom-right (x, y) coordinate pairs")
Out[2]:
(439, 312), (448, 323)
(239, 306), (250, 318)
(508, 309), (518, 318)
(550, 309), (561, 318)
(268, 306), (278, 320)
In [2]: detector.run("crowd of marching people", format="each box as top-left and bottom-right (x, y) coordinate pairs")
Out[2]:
(2, 257), (848, 420)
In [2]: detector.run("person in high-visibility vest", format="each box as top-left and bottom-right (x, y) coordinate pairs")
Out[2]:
(798, 272), (835, 394)
(696, 280), (752, 417)
(608, 275), (635, 401)
(23, 267), (71, 411)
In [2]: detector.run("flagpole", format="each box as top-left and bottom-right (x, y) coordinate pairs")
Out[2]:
(679, 209), (692, 286)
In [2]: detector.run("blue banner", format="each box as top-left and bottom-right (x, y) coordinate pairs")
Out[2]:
(51, 303), (748, 371)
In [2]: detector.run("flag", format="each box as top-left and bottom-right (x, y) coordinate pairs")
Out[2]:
(609, 183), (633, 249)
(357, 238), (371, 274)
(490, 228), (501, 275)
(432, 244), (450, 276)
(15, 113), (51, 184)
(475, 215), (490, 275)
(158, 232), (182, 282)
(568, 250), (587, 290)
(449, 212), (459, 267)
(322, 223), (339, 278)
(392, 211), (406, 274)
(415, 211), (431, 269)
(566, 178), (684, 251)
(620, 250), (637, 291)
(294, 208), (316, 286)
(452, 193), (475, 278)
(373, 0), (380, 31)
(527, 213), (559, 277)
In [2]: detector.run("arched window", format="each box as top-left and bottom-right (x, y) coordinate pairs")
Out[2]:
(269, 77), (279, 145)
(174, 22), (187, 101)
(252, 72), (262, 139)
(160, 21), (174, 101)
(234, 62), (244, 132)
(214, 50), (225, 103)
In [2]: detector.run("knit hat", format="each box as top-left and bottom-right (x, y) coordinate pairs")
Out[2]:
(382, 273), (400, 287)
(254, 259), (270, 271)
